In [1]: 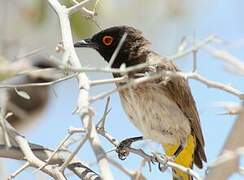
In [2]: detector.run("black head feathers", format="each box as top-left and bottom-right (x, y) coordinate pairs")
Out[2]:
(74, 26), (151, 68)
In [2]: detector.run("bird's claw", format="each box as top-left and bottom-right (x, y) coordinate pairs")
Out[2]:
(116, 136), (143, 160)
(116, 138), (133, 160)
(116, 148), (129, 160)
(152, 153), (175, 172)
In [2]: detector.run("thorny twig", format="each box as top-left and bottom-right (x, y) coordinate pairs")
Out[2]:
(72, 0), (102, 30)
(89, 70), (244, 102)
(0, 91), (11, 148)
(48, 0), (113, 179)
(60, 134), (88, 172)
(215, 102), (242, 115)
(96, 97), (111, 131)
(0, 73), (77, 89)
(33, 129), (82, 174)
(205, 46), (244, 75)
(1, 33), (242, 179)
(8, 162), (30, 180)
(0, 0), (243, 178)
(108, 33), (128, 67)
(15, 135), (66, 180)
(68, 0), (93, 15)
(95, 96), (201, 179)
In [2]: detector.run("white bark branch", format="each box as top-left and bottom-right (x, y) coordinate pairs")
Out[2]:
(96, 100), (201, 180)
(89, 70), (244, 102)
(8, 162), (30, 180)
(68, 0), (92, 15)
(48, 0), (113, 179)
(0, 119), (100, 180)
(206, 107), (244, 180)
(205, 46), (244, 75)
(0, 74), (76, 89)
(15, 135), (66, 180)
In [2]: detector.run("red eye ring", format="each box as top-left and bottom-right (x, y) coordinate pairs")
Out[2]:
(102, 35), (113, 46)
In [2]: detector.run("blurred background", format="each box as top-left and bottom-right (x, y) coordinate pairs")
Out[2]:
(0, 0), (243, 179)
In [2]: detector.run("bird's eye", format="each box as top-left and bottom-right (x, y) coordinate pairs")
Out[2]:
(102, 35), (113, 46)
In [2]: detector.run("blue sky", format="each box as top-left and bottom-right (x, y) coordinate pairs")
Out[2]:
(4, 0), (244, 179)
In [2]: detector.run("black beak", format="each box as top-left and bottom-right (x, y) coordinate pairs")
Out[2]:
(74, 38), (98, 49)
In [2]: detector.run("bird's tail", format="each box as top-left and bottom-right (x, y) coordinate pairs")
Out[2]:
(162, 135), (196, 180)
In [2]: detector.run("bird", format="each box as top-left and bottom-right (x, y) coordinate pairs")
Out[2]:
(6, 56), (60, 130)
(74, 26), (207, 180)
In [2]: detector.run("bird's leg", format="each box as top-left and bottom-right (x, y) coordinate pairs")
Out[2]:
(151, 153), (172, 172)
(116, 136), (143, 160)
(173, 144), (184, 159)
(156, 144), (184, 172)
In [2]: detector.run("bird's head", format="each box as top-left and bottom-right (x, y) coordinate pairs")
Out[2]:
(74, 26), (150, 68)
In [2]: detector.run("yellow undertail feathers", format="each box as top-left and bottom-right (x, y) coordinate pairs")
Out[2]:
(163, 134), (196, 180)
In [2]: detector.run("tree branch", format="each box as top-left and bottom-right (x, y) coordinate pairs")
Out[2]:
(48, 0), (113, 179)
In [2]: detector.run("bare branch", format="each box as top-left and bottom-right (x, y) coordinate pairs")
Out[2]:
(68, 0), (93, 15)
(186, 72), (244, 99)
(8, 162), (30, 180)
(215, 102), (242, 115)
(35, 133), (74, 173)
(0, 74), (76, 89)
(15, 47), (45, 60)
(192, 31), (198, 72)
(0, 91), (11, 147)
(108, 33), (128, 67)
(206, 108), (244, 180)
(96, 97), (111, 131)
(169, 35), (216, 60)
(95, 103), (201, 180)
(15, 135), (67, 180)
(0, 143), (100, 180)
(90, 76), (127, 86)
(60, 134), (88, 171)
(89, 70), (244, 102)
(48, 0), (113, 179)
(205, 46), (244, 75)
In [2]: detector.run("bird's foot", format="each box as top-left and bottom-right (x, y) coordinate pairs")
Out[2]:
(156, 144), (182, 170)
(152, 153), (174, 172)
(116, 136), (143, 160)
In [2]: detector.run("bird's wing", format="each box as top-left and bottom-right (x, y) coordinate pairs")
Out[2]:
(147, 53), (206, 162)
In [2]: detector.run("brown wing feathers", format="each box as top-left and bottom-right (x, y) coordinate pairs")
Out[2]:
(151, 56), (207, 167)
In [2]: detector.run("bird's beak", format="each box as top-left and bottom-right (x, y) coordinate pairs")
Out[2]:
(74, 38), (98, 49)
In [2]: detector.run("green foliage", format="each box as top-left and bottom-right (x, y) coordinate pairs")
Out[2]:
(33, 0), (48, 24)
(63, 0), (95, 38)
(24, 0), (96, 37)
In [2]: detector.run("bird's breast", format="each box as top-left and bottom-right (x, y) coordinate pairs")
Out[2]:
(118, 82), (191, 145)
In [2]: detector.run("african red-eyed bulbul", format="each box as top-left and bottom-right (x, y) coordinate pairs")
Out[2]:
(74, 26), (207, 180)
